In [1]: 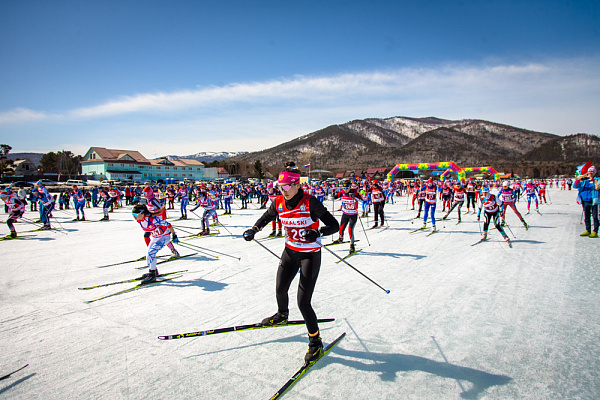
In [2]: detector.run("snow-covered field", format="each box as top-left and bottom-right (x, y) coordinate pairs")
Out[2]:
(1, 189), (599, 399)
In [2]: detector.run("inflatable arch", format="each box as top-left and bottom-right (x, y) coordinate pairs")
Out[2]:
(441, 166), (500, 181)
(387, 162), (465, 182)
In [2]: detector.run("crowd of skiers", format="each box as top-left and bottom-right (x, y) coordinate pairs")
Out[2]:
(1, 164), (598, 365)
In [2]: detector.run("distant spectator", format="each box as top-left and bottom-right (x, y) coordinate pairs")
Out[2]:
(574, 166), (599, 238)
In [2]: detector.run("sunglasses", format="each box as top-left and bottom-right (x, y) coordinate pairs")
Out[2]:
(132, 213), (140, 218)
(279, 184), (294, 192)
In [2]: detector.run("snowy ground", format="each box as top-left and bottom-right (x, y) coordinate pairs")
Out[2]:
(1, 188), (599, 399)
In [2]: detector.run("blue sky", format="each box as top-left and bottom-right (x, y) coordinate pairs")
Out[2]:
(1, 0), (599, 157)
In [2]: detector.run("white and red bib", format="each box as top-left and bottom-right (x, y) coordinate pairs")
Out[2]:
(276, 193), (321, 253)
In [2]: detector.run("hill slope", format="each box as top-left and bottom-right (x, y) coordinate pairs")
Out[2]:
(230, 116), (566, 170)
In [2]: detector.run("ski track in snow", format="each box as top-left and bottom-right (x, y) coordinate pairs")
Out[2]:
(1, 190), (599, 399)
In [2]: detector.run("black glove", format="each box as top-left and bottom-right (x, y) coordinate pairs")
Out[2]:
(301, 229), (320, 243)
(243, 227), (259, 241)
(172, 234), (179, 244)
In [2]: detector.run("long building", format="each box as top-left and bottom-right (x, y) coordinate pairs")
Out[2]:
(81, 147), (219, 182)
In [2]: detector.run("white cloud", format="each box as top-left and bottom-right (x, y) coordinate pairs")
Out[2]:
(3, 57), (599, 155)
(0, 108), (50, 124)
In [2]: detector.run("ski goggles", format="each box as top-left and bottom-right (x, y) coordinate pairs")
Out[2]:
(279, 184), (294, 192)
(132, 213), (140, 218)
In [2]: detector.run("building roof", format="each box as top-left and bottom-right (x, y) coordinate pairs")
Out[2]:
(83, 147), (151, 164)
(176, 158), (204, 166)
(366, 167), (388, 174)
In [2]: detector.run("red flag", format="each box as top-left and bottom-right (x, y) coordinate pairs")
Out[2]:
(582, 161), (592, 175)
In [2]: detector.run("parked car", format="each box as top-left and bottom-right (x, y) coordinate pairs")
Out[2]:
(65, 179), (86, 187)
(10, 181), (34, 188)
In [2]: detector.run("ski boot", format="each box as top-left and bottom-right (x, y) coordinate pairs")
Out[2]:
(277, 230), (283, 237)
(442, 214), (448, 220)
(261, 312), (289, 326)
(481, 232), (488, 241)
(140, 269), (158, 284)
(140, 268), (159, 280)
(81, 216), (86, 221)
(170, 248), (180, 258)
(199, 229), (210, 236)
(10, 230), (17, 238)
(372, 222), (379, 229)
(41, 223), (51, 230)
(349, 243), (356, 253)
(522, 220), (528, 230)
(269, 230), (277, 237)
(332, 237), (344, 244)
(305, 333), (323, 364)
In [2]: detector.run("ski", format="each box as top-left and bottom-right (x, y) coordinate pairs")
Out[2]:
(1, 234), (36, 241)
(180, 231), (220, 239)
(269, 332), (346, 400)
(0, 364), (29, 381)
(25, 227), (60, 232)
(97, 254), (172, 269)
(157, 318), (336, 340)
(536, 209), (542, 215)
(78, 270), (188, 290)
(335, 249), (363, 263)
(456, 220), (462, 225)
(409, 226), (429, 234)
(84, 275), (182, 303)
(471, 238), (489, 246)
(135, 253), (197, 269)
(324, 240), (360, 247)
(426, 229), (440, 237)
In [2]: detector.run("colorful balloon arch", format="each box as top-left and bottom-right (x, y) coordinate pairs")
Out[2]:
(441, 166), (500, 181)
(386, 162), (465, 182)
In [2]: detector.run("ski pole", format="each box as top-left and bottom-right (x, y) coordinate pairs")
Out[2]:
(505, 223), (516, 239)
(191, 210), (232, 236)
(252, 238), (281, 260)
(321, 244), (390, 294)
(215, 220), (233, 236)
(20, 216), (43, 229)
(179, 240), (240, 260)
(357, 215), (371, 246)
(51, 216), (67, 231)
(172, 226), (198, 236)
(176, 242), (220, 259)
